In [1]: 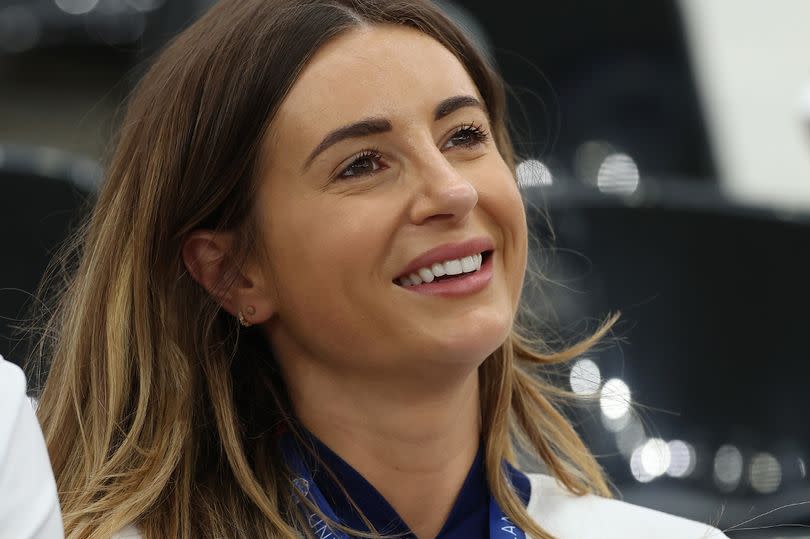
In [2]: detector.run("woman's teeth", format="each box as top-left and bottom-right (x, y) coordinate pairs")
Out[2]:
(398, 253), (483, 287)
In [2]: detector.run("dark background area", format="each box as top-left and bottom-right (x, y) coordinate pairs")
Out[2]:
(460, 0), (715, 180)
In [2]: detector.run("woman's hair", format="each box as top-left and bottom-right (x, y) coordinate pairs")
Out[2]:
(28, 1), (616, 537)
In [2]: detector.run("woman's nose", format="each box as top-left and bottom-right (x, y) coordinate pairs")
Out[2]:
(407, 156), (479, 226)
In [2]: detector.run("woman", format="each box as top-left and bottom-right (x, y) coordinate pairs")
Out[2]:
(30, 0), (729, 538)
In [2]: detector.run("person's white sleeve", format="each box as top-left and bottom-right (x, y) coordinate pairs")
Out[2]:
(0, 355), (64, 539)
(527, 473), (729, 538)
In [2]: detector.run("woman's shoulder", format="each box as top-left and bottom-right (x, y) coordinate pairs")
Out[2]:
(526, 473), (728, 539)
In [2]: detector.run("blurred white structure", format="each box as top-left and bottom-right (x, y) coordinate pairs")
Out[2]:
(801, 79), (810, 139)
(680, 0), (810, 209)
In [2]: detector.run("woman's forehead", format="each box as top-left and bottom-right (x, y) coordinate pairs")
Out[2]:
(273, 25), (482, 138)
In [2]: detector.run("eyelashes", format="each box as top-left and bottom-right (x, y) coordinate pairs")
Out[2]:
(335, 122), (491, 181)
(337, 147), (385, 180)
(445, 122), (490, 149)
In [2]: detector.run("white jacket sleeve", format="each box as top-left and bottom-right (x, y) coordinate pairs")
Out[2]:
(527, 473), (729, 539)
(0, 355), (64, 539)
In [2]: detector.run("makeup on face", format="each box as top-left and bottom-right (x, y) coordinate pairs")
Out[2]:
(257, 25), (527, 373)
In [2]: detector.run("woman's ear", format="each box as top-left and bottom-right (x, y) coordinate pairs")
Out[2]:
(181, 229), (274, 325)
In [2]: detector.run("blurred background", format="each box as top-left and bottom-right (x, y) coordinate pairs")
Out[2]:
(1, 0), (809, 537)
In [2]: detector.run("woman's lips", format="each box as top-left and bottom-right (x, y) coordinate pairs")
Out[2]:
(395, 237), (495, 280)
(399, 251), (493, 297)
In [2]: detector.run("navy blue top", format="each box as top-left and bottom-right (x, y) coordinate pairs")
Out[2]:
(296, 433), (532, 538)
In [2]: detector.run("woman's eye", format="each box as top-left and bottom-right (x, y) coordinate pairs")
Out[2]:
(337, 150), (385, 179)
(444, 123), (490, 150)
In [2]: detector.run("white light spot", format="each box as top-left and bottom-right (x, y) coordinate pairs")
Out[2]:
(749, 453), (782, 494)
(600, 378), (631, 420)
(54, 0), (100, 15)
(640, 438), (671, 479)
(630, 445), (654, 483)
(714, 444), (743, 492)
(799, 457), (807, 479)
(597, 153), (640, 196)
(516, 159), (553, 188)
(569, 358), (601, 396)
(666, 440), (696, 478)
(615, 417), (646, 459)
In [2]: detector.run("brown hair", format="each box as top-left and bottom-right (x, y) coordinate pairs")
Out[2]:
(29, 1), (615, 537)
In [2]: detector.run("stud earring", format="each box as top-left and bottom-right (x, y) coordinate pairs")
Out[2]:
(238, 305), (256, 327)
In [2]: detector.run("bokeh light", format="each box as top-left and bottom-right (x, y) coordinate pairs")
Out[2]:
(714, 444), (744, 492)
(630, 445), (654, 483)
(516, 159), (553, 188)
(569, 358), (601, 396)
(597, 153), (640, 196)
(749, 452), (782, 494)
(640, 438), (671, 478)
(599, 378), (631, 420)
(666, 440), (697, 478)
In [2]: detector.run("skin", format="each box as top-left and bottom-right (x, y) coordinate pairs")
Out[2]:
(184, 24), (528, 538)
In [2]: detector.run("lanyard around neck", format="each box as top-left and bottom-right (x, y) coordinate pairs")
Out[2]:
(280, 435), (526, 539)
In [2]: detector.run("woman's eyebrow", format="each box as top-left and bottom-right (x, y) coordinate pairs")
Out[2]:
(302, 94), (484, 172)
(433, 94), (483, 120)
(303, 118), (392, 171)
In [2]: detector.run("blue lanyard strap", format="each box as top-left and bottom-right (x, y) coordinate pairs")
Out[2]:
(282, 437), (351, 539)
(281, 434), (526, 539)
(488, 496), (527, 539)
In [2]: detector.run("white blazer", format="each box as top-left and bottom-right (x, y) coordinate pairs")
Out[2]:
(0, 356), (64, 539)
(525, 473), (727, 539)
(113, 473), (728, 538)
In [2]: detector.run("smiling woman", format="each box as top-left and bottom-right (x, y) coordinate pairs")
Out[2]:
(25, 1), (727, 539)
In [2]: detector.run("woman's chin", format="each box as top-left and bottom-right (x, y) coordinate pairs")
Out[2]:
(418, 312), (513, 366)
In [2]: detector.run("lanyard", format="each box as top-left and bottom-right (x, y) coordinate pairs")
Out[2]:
(281, 436), (526, 539)
(283, 440), (350, 539)
(489, 497), (527, 539)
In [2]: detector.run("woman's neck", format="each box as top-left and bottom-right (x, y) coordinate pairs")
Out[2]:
(287, 364), (482, 539)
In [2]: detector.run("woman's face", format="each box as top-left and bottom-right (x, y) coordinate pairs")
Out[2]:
(254, 25), (527, 379)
